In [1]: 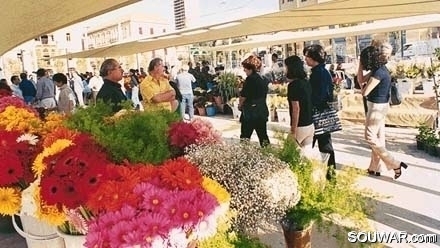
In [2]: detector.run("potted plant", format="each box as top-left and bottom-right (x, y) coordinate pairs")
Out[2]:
(275, 138), (372, 248)
(215, 72), (239, 104)
(205, 101), (216, 116)
(194, 96), (208, 116)
(416, 124), (430, 150)
(424, 129), (439, 156)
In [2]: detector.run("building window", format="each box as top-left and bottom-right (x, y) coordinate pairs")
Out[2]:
(301, 0), (307, 2)
(139, 27), (143, 35)
(66, 33), (71, 42)
(150, 28), (154, 35)
(163, 28), (166, 33)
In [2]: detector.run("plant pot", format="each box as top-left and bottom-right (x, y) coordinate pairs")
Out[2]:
(422, 80), (435, 96)
(281, 222), (312, 248)
(396, 78), (414, 95)
(276, 108), (290, 125)
(56, 228), (86, 248)
(416, 139), (425, 150)
(12, 213), (65, 248)
(206, 106), (216, 116)
(426, 145), (438, 157)
(436, 145), (440, 157)
(231, 105), (241, 120)
(196, 107), (206, 116)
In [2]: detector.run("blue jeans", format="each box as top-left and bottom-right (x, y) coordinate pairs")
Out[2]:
(180, 94), (194, 120)
(23, 96), (35, 104)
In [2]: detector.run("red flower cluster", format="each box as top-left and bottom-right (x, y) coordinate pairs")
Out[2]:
(0, 130), (41, 189)
(168, 122), (198, 152)
(39, 133), (111, 209)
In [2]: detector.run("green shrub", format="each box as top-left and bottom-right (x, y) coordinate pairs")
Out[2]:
(66, 103), (180, 164)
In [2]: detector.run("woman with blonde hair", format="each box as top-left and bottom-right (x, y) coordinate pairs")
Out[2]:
(238, 54), (270, 147)
(361, 44), (408, 179)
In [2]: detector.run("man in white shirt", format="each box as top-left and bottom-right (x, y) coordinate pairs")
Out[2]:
(68, 68), (85, 107)
(10, 75), (23, 99)
(175, 65), (196, 120)
(88, 72), (104, 105)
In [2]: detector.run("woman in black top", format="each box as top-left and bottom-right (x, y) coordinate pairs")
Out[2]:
(361, 44), (408, 179)
(238, 54), (270, 147)
(285, 55), (314, 150)
(303, 44), (336, 179)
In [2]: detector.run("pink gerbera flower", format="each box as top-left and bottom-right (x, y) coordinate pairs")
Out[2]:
(65, 208), (88, 234)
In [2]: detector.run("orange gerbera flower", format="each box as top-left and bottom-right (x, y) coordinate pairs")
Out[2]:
(87, 180), (137, 213)
(42, 127), (78, 148)
(159, 157), (203, 190)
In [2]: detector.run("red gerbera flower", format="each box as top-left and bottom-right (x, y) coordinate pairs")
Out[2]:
(40, 176), (64, 207)
(0, 152), (24, 186)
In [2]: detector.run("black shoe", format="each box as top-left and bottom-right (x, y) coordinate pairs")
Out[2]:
(394, 162), (408, 179)
(367, 169), (381, 176)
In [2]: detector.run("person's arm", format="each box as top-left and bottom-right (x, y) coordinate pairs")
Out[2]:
(290, 100), (300, 136)
(151, 89), (175, 103)
(357, 61), (371, 86)
(362, 76), (380, 96)
(35, 81), (43, 100)
(238, 96), (246, 111)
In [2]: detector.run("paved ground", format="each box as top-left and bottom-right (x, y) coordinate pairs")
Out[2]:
(1, 115), (439, 248)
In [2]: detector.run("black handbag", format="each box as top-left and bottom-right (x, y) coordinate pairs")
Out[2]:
(312, 107), (342, 135)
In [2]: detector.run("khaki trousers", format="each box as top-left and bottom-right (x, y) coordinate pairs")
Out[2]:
(365, 101), (400, 172)
(295, 123), (315, 151)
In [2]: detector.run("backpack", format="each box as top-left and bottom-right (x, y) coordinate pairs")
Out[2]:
(389, 81), (402, 106)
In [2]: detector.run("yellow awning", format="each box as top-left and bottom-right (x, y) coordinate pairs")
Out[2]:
(54, 0), (440, 59)
(0, 0), (140, 56)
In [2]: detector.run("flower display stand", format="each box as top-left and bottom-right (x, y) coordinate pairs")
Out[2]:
(276, 108), (290, 125)
(12, 214), (65, 248)
(57, 229), (86, 248)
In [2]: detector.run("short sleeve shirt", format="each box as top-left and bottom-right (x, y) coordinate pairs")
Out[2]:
(140, 75), (174, 111)
(287, 79), (313, 127)
(368, 66), (391, 103)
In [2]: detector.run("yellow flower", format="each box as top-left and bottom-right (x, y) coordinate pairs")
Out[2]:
(33, 139), (73, 177)
(39, 112), (66, 135)
(0, 187), (21, 216)
(33, 185), (66, 226)
(0, 106), (41, 133)
(202, 177), (231, 204)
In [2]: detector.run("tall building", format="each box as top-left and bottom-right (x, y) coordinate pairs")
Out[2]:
(174, 0), (200, 30)
(174, 0), (186, 30)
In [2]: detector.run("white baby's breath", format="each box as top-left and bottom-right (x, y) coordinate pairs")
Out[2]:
(186, 141), (300, 234)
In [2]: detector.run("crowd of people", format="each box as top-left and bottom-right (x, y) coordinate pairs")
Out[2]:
(0, 44), (408, 180)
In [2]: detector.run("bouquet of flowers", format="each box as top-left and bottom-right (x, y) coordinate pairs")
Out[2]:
(0, 130), (42, 216)
(84, 157), (230, 248)
(31, 129), (112, 226)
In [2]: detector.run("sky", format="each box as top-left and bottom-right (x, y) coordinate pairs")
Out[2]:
(79, 0), (279, 31)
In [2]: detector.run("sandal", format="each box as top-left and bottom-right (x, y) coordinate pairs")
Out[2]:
(367, 169), (380, 176)
(394, 162), (408, 179)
